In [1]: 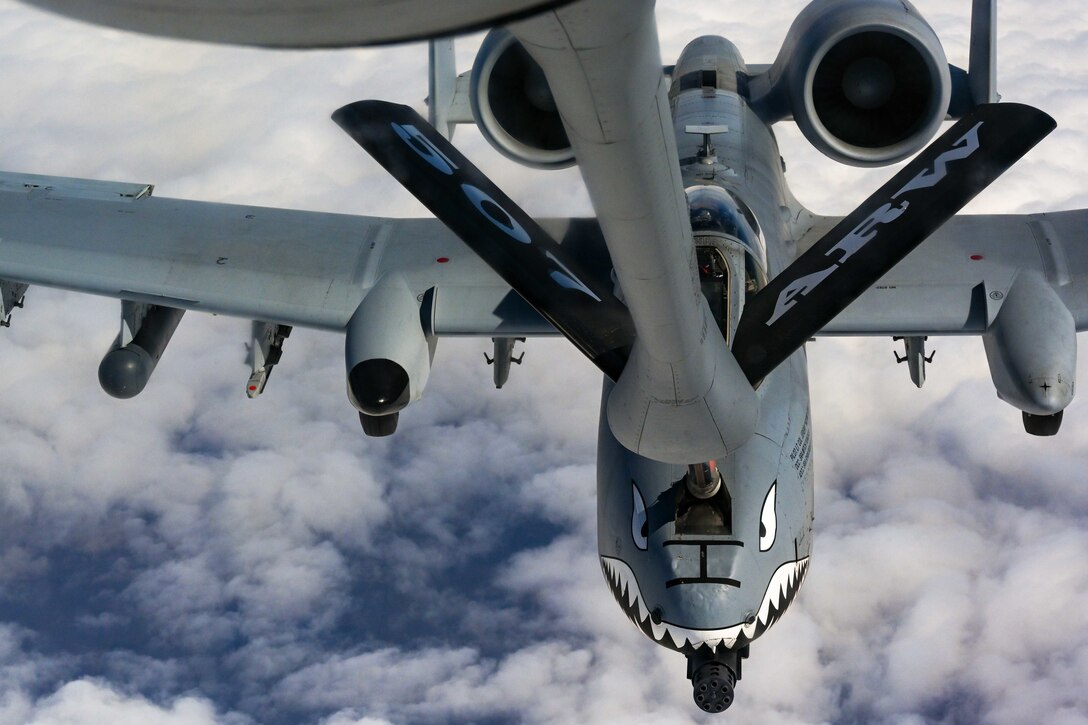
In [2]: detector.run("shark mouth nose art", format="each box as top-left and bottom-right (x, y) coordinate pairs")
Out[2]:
(600, 556), (810, 652)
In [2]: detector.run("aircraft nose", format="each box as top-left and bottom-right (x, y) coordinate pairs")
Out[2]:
(663, 539), (744, 590)
(1023, 374), (1074, 415)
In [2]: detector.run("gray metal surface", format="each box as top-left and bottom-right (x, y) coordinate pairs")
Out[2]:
(345, 273), (432, 414)
(5, 183), (1082, 345)
(983, 271), (1076, 416)
(589, 32), (815, 665)
(511, 2), (759, 464)
(16, 0), (573, 48)
(0, 174), (558, 336)
(969, 0), (998, 105)
(596, 351), (814, 654)
(805, 210), (1088, 335)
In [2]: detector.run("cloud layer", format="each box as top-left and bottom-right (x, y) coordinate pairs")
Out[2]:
(0, 0), (1085, 723)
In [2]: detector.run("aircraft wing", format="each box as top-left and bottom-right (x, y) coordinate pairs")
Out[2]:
(800, 210), (1088, 335)
(0, 171), (600, 337)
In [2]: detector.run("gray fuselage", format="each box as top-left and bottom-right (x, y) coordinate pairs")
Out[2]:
(597, 36), (815, 655)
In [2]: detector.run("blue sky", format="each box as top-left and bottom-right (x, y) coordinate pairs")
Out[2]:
(0, 1), (1086, 723)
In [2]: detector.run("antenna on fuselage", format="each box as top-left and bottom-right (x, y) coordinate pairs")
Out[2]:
(685, 124), (729, 164)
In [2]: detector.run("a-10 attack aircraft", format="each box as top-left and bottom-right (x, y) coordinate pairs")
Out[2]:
(4, 0), (1086, 713)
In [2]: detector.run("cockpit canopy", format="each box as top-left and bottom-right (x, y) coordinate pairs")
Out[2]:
(687, 185), (767, 272)
(687, 186), (768, 343)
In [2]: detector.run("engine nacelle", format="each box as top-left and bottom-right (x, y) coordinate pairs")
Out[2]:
(345, 274), (433, 420)
(983, 273), (1076, 423)
(470, 28), (575, 170)
(756, 0), (951, 167)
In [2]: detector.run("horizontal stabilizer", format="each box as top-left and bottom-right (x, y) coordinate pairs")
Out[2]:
(732, 102), (1055, 384)
(334, 100), (635, 380)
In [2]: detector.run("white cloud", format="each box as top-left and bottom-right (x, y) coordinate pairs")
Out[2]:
(0, 0), (1084, 723)
(23, 680), (224, 725)
(321, 715), (395, 725)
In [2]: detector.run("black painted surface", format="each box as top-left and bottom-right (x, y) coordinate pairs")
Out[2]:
(732, 103), (1056, 384)
(333, 101), (635, 381)
(349, 358), (411, 415)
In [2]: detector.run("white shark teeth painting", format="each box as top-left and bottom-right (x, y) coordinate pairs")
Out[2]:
(600, 555), (810, 653)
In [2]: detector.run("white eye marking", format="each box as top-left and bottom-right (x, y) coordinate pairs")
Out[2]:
(631, 483), (648, 551)
(759, 481), (777, 552)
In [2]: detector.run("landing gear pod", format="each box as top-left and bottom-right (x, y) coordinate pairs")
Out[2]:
(345, 275), (433, 434)
(99, 302), (184, 399)
(983, 272), (1076, 433)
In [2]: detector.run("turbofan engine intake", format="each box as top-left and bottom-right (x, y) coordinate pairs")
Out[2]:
(758, 0), (951, 166)
(470, 28), (575, 170)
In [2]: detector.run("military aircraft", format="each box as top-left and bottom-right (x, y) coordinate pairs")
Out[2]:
(3, 0), (1085, 714)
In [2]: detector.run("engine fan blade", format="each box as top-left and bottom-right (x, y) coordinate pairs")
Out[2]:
(333, 100), (634, 381)
(732, 102), (1055, 384)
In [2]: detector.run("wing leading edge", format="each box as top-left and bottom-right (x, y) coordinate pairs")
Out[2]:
(0, 172), (620, 338)
(805, 210), (1088, 336)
